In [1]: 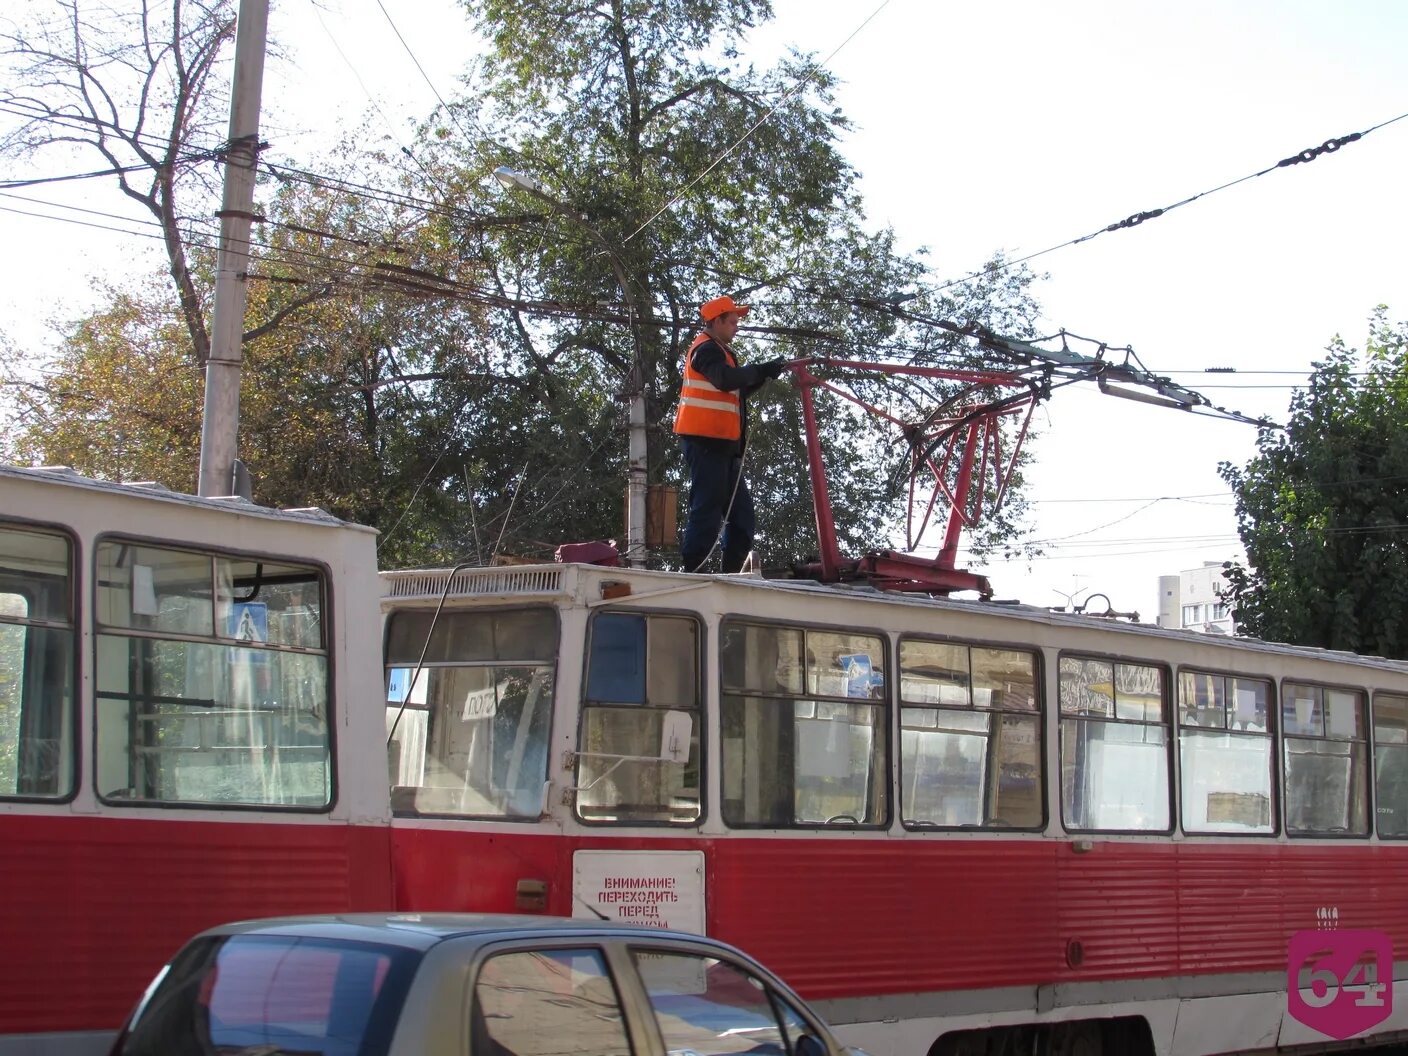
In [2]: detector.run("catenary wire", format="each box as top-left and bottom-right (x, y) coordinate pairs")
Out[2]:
(0, 148), (1309, 397)
(0, 123), (1345, 428)
(4, 60), (1399, 383)
(0, 99), (229, 159)
(0, 179), (1291, 429)
(930, 108), (1408, 295)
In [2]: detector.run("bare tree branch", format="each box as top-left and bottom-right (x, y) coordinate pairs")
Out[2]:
(0, 0), (238, 365)
(642, 77), (766, 123)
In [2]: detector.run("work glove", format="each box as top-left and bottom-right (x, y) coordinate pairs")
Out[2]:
(758, 358), (787, 381)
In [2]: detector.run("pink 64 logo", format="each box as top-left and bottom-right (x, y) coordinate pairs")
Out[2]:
(1287, 929), (1393, 1040)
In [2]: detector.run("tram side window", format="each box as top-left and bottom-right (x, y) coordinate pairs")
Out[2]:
(1282, 682), (1369, 836)
(898, 639), (1041, 829)
(1059, 656), (1170, 832)
(1178, 672), (1274, 834)
(1373, 694), (1408, 838)
(0, 525), (75, 799)
(94, 543), (330, 808)
(577, 612), (701, 824)
(385, 608), (556, 819)
(720, 620), (887, 828)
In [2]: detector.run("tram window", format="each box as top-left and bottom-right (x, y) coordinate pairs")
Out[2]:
(385, 608), (555, 665)
(1178, 672), (1274, 834)
(94, 541), (330, 808)
(1059, 656), (1170, 832)
(0, 525), (75, 799)
(720, 620), (887, 828)
(385, 606), (557, 819)
(898, 639), (1041, 829)
(1282, 682), (1368, 836)
(1373, 694), (1408, 838)
(577, 612), (701, 824)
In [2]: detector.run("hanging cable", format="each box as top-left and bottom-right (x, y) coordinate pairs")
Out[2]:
(933, 109), (1408, 293)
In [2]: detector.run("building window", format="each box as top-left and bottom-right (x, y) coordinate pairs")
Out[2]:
(898, 638), (1041, 828)
(385, 607), (556, 818)
(95, 541), (330, 807)
(1059, 656), (1170, 832)
(578, 611), (701, 824)
(720, 620), (887, 827)
(1282, 682), (1368, 836)
(0, 524), (74, 799)
(1181, 604), (1201, 625)
(1178, 671), (1274, 833)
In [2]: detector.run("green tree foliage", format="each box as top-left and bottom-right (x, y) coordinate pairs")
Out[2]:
(4, 1), (1044, 577)
(1220, 308), (1408, 656)
(0, 145), (612, 569)
(2, 279), (203, 481)
(410, 0), (1042, 567)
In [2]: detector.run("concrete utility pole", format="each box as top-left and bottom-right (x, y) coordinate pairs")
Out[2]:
(197, 0), (269, 498)
(493, 167), (649, 567)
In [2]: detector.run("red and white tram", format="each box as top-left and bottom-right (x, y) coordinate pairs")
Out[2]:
(0, 465), (393, 1055)
(379, 560), (1408, 1056)
(6, 462), (1408, 1056)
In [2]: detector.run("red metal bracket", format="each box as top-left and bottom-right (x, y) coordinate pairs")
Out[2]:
(787, 358), (1037, 597)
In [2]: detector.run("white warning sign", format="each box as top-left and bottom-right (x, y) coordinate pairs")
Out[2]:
(572, 850), (705, 934)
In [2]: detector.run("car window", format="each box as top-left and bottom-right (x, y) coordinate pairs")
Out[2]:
(472, 947), (631, 1056)
(632, 949), (792, 1056)
(772, 990), (817, 1053)
(111, 935), (419, 1056)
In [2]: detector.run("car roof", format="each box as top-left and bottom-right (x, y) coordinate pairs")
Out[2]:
(194, 913), (742, 955)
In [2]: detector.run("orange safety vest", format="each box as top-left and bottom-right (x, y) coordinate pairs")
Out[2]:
(673, 333), (742, 441)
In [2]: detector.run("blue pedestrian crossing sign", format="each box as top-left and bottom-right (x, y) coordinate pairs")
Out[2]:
(228, 601), (268, 644)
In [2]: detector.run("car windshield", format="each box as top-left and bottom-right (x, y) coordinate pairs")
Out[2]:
(112, 933), (420, 1056)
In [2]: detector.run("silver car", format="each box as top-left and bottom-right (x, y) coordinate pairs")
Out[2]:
(108, 913), (857, 1056)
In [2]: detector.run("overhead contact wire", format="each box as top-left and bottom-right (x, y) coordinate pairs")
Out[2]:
(936, 108), (1408, 293)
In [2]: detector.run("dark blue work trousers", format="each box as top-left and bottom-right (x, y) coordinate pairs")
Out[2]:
(680, 437), (755, 573)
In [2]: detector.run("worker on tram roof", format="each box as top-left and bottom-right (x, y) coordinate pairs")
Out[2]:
(673, 295), (787, 574)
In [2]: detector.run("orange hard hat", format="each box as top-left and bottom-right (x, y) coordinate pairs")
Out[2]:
(700, 295), (750, 322)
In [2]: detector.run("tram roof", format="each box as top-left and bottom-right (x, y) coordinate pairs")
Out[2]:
(0, 462), (375, 534)
(381, 559), (1408, 677)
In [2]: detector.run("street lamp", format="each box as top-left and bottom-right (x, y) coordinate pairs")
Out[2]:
(492, 167), (545, 194)
(493, 167), (649, 568)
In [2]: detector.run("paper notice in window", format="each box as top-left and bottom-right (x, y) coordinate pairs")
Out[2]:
(131, 564), (159, 616)
(1234, 687), (1258, 726)
(840, 653), (877, 698)
(1294, 696), (1316, 734)
(1327, 699), (1358, 738)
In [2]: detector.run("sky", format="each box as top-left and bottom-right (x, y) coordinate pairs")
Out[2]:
(2, 0), (1406, 619)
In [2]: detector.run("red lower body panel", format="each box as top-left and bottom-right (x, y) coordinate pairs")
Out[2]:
(14, 818), (1407, 1038)
(1, 813), (392, 1034)
(390, 829), (1408, 1002)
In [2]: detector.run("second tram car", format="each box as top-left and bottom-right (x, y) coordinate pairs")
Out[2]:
(380, 561), (1408, 1056)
